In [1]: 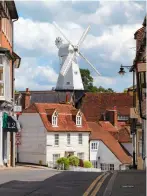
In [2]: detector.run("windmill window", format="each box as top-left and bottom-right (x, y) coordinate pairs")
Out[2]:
(66, 82), (70, 85)
(74, 71), (78, 75)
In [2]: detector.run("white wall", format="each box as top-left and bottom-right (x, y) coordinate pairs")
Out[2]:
(121, 143), (133, 156)
(90, 140), (121, 170)
(18, 113), (46, 165)
(46, 132), (90, 163)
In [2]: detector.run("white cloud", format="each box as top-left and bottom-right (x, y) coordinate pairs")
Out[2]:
(14, 1), (145, 92)
(15, 57), (58, 90)
(78, 1), (144, 25)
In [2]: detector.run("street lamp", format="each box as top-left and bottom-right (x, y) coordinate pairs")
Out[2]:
(118, 64), (137, 169)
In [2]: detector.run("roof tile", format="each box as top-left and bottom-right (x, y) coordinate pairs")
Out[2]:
(81, 93), (133, 121)
(23, 103), (91, 132)
(88, 122), (132, 164)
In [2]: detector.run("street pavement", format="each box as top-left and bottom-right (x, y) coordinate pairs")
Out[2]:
(0, 168), (146, 196)
(111, 170), (146, 196)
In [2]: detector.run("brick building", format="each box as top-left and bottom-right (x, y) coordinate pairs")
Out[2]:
(0, 1), (21, 167)
(131, 16), (146, 169)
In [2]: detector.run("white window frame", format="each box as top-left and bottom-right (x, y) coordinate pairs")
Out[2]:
(110, 164), (114, 171)
(100, 163), (114, 171)
(91, 142), (98, 150)
(54, 134), (59, 146)
(78, 133), (83, 145)
(53, 154), (60, 164)
(76, 115), (82, 126)
(52, 112), (58, 127)
(67, 133), (71, 145)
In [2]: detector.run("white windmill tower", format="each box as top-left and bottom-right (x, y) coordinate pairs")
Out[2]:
(53, 22), (101, 91)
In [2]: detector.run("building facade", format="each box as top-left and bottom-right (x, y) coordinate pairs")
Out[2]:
(0, 1), (21, 167)
(132, 16), (146, 169)
(18, 103), (91, 167)
(88, 122), (132, 171)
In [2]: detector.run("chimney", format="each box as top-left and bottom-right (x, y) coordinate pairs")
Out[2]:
(25, 88), (31, 109)
(105, 109), (118, 127)
(66, 92), (70, 103)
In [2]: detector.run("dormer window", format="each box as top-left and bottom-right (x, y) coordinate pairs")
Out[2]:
(76, 111), (82, 127)
(52, 111), (58, 127)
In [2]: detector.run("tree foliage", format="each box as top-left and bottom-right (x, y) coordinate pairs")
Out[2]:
(80, 68), (115, 93)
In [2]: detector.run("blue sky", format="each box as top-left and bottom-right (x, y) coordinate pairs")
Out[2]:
(14, 0), (146, 92)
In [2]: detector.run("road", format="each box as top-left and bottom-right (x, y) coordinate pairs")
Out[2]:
(0, 168), (145, 196)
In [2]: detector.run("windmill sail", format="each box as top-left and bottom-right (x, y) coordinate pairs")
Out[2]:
(60, 53), (75, 76)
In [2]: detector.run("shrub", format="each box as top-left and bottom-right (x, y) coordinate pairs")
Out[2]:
(57, 157), (69, 170)
(84, 161), (93, 168)
(39, 160), (42, 165)
(79, 159), (84, 167)
(68, 156), (79, 166)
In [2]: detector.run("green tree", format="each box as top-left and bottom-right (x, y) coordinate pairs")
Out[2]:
(80, 68), (115, 93)
(80, 69), (93, 91)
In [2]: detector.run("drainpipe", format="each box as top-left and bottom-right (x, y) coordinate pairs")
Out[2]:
(11, 18), (18, 167)
(132, 69), (137, 169)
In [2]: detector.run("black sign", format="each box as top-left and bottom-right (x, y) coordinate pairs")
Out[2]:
(3, 116), (18, 132)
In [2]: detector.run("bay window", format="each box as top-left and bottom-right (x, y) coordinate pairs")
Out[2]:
(0, 56), (4, 96)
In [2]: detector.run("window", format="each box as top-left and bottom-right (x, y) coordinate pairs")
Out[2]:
(117, 116), (129, 121)
(53, 154), (60, 164)
(67, 133), (70, 145)
(76, 115), (82, 126)
(100, 163), (114, 171)
(52, 115), (57, 127)
(138, 140), (142, 157)
(91, 142), (98, 150)
(110, 164), (114, 171)
(77, 152), (84, 160)
(54, 134), (59, 146)
(78, 133), (82, 144)
(66, 82), (70, 85)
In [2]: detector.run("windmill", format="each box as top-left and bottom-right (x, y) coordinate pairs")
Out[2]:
(53, 22), (101, 91)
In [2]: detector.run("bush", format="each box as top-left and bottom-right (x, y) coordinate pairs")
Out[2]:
(39, 160), (42, 165)
(84, 161), (93, 168)
(79, 159), (84, 167)
(57, 157), (69, 170)
(68, 156), (79, 166)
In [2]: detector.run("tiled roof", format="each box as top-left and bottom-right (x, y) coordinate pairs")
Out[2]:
(23, 103), (90, 132)
(17, 90), (85, 110)
(118, 127), (132, 143)
(99, 121), (118, 132)
(88, 122), (132, 164)
(81, 93), (133, 121)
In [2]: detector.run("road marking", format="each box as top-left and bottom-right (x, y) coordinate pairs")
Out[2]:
(83, 172), (106, 196)
(90, 172), (110, 196)
(103, 171), (117, 196)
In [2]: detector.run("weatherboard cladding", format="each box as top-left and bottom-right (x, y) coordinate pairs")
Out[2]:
(30, 92), (66, 103)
